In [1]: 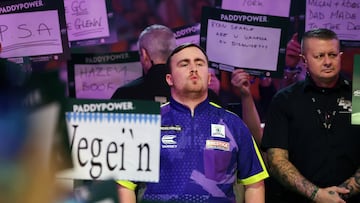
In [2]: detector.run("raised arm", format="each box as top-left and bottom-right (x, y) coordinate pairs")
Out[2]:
(231, 69), (262, 145)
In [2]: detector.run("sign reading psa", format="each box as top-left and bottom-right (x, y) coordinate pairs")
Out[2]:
(0, 10), (62, 58)
(200, 7), (288, 77)
(64, 0), (110, 41)
(68, 51), (142, 99)
(0, 0), (68, 59)
(306, 0), (360, 40)
(57, 99), (161, 182)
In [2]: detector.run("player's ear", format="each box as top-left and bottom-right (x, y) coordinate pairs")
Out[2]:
(166, 74), (173, 86)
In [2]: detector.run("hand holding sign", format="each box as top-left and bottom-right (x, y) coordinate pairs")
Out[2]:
(285, 33), (301, 68)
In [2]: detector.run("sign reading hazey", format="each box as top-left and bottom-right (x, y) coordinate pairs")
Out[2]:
(57, 99), (161, 182)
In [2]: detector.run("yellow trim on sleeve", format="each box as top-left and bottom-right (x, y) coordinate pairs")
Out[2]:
(116, 180), (137, 191)
(238, 137), (269, 185)
(238, 170), (269, 185)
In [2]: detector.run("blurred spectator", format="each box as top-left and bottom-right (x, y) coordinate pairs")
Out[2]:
(188, 0), (214, 24)
(156, 0), (186, 28)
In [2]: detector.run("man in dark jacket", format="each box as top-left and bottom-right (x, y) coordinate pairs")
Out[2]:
(111, 24), (176, 104)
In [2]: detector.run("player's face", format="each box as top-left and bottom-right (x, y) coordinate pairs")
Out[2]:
(166, 46), (210, 97)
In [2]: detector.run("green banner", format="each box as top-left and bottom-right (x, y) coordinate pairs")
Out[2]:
(352, 54), (360, 125)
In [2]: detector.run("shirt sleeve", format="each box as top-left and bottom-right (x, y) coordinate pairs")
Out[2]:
(236, 122), (269, 185)
(116, 180), (137, 191)
(261, 91), (290, 151)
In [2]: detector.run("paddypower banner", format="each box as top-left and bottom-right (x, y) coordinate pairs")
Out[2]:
(57, 98), (161, 182)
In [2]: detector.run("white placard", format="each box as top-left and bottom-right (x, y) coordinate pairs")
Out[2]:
(74, 62), (142, 99)
(58, 109), (161, 182)
(221, 0), (291, 17)
(306, 0), (360, 40)
(206, 19), (281, 71)
(64, 0), (110, 41)
(176, 34), (200, 45)
(174, 23), (201, 45)
(0, 10), (63, 58)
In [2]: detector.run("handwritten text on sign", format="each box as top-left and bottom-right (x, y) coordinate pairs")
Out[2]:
(206, 19), (280, 71)
(221, 0), (291, 17)
(64, 0), (110, 41)
(0, 10), (63, 58)
(75, 62), (142, 99)
(306, 0), (360, 40)
(58, 106), (161, 181)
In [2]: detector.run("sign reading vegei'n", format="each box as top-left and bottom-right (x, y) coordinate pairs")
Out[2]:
(57, 99), (161, 182)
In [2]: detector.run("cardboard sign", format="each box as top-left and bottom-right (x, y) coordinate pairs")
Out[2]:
(64, 0), (110, 41)
(57, 99), (161, 182)
(305, 0), (360, 40)
(200, 6), (288, 77)
(174, 23), (201, 45)
(0, 10), (62, 58)
(0, 0), (68, 58)
(220, 0), (291, 17)
(68, 51), (142, 99)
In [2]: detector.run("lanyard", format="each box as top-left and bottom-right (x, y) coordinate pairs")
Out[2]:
(311, 95), (337, 130)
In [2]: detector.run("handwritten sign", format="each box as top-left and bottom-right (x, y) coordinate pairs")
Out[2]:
(200, 7), (288, 77)
(173, 23), (201, 45)
(352, 54), (360, 125)
(57, 99), (161, 182)
(0, 10), (63, 58)
(68, 51), (142, 99)
(207, 19), (280, 71)
(305, 0), (360, 40)
(64, 0), (110, 41)
(220, 0), (291, 17)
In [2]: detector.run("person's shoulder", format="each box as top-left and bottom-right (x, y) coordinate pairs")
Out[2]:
(122, 77), (144, 87)
(111, 77), (145, 99)
(209, 102), (242, 121)
(160, 102), (171, 112)
(274, 80), (305, 99)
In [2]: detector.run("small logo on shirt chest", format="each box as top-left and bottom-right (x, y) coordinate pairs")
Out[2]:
(211, 124), (225, 138)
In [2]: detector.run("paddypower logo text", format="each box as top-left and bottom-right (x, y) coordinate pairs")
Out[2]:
(73, 102), (134, 112)
(0, 0), (44, 14)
